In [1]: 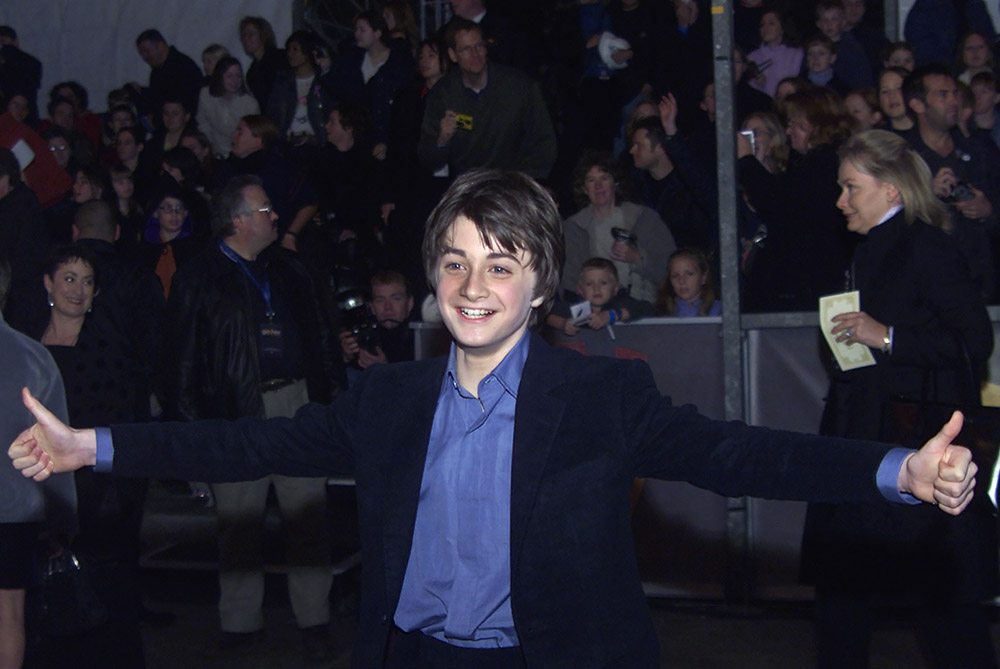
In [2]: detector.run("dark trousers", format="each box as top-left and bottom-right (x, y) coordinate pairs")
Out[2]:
(815, 587), (998, 669)
(386, 628), (527, 669)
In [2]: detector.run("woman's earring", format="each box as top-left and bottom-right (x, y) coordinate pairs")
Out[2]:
(48, 294), (54, 307)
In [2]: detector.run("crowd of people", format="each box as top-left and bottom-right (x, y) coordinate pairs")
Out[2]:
(2, 0), (1000, 667)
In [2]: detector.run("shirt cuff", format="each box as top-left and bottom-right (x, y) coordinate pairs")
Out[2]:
(94, 427), (115, 473)
(876, 447), (920, 505)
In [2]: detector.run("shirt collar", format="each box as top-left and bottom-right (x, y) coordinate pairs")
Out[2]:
(445, 329), (531, 399)
(875, 204), (903, 228)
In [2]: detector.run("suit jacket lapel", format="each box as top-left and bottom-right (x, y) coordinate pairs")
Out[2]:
(379, 357), (447, 608)
(510, 334), (568, 573)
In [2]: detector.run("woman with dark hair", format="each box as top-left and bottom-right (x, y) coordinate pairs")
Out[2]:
(382, 0), (419, 56)
(99, 104), (137, 167)
(197, 56), (259, 157)
(266, 30), (331, 147)
(324, 11), (414, 160)
(747, 9), (803, 98)
(179, 129), (218, 191)
(561, 150), (675, 303)
(802, 129), (997, 669)
(737, 87), (857, 311)
(32, 244), (147, 668)
(239, 16), (286, 110)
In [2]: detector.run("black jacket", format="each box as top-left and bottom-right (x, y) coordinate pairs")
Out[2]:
(165, 242), (337, 422)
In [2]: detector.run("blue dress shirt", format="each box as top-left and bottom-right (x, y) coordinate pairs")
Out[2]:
(393, 330), (530, 648)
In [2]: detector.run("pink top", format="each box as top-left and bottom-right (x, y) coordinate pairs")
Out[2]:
(747, 43), (804, 98)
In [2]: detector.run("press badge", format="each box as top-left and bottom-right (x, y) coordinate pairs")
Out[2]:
(260, 322), (284, 358)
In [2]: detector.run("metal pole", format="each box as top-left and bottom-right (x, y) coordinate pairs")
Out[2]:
(711, 0), (750, 605)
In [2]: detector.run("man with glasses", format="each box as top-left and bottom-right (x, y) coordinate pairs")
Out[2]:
(418, 18), (556, 180)
(162, 174), (338, 661)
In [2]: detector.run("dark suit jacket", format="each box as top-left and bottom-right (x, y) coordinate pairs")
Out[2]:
(111, 333), (895, 667)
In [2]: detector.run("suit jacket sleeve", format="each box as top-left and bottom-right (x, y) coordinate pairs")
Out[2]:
(621, 359), (892, 503)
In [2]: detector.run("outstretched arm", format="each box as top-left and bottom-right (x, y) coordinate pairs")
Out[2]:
(898, 411), (977, 515)
(8, 388), (96, 481)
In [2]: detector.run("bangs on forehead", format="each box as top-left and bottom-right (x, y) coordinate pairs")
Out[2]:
(444, 216), (532, 264)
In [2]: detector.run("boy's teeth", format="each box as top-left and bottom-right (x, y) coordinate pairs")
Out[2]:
(461, 308), (493, 318)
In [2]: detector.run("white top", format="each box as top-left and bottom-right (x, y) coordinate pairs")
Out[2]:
(197, 87), (260, 157)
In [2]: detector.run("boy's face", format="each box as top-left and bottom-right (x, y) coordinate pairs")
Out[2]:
(807, 44), (835, 73)
(436, 216), (542, 367)
(577, 267), (618, 308)
(816, 8), (845, 40)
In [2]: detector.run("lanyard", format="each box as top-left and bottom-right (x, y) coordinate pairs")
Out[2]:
(218, 240), (275, 319)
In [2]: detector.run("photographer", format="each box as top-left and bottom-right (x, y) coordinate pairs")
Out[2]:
(903, 63), (1000, 300)
(339, 270), (415, 377)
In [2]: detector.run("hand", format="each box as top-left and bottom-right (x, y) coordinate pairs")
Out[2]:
(610, 240), (640, 264)
(8, 388), (96, 481)
(372, 142), (387, 161)
(585, 34), (601, 49)
(358, 346), (388, 369)
(830, 311), (888, 350)
(736, 131), (753, 159)
(658, 94), (679, 137)
(899, 411), (977, 514)
(588, 310), (611, 329)
(561, 319), (580, 336)
(611, 48), (633, 64)
(280, 233), (297, 252)
(339, 331), (359, 362)
(931, 167), (957, 199)
(954, 186), (993, 220)
(438, 110), (458, 147)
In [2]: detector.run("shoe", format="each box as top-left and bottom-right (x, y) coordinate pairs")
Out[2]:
(301, 624), (335, 662)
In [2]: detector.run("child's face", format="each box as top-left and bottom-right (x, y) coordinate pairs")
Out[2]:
(669, 256), (707, 304)
(972, 82), (1000, 115)
(845, 94), (879, 129)
(885, 48), (914, 72)
(577, 267), (618, 308)
(816, 9), (844, 41)
(806, 45), (835, 73)
(112, 175), (134, 201)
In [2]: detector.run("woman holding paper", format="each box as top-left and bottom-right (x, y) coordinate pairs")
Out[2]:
(802, 129), (996, 668)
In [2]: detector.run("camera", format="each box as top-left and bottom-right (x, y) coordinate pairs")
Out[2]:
(611, 227), (638, 245)
(336, 289), (381, 355)
(946, 181), (975, 203)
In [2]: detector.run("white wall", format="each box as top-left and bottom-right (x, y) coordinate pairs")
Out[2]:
(0, 0), (292, 112)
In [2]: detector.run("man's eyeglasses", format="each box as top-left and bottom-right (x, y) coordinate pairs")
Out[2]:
(455, 42), (487, 56)
(158, 204), (187, 214)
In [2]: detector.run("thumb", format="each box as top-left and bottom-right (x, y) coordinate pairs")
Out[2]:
(22, 387), (58, 428)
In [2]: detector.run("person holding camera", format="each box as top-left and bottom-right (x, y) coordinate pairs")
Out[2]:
(902, 63), (1000, 301)
(561, 150), (675, 304)
(339, 270), (415, 375)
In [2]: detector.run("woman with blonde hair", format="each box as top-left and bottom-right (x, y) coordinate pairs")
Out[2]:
(802, 128), (995, 668)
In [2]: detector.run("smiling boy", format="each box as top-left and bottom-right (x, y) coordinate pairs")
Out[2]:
(8, 169), (981, 668)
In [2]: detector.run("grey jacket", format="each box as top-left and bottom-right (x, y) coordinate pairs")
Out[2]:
(0, 313), (76, 532)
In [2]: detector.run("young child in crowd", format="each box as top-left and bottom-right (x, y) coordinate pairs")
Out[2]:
(656, 248), (721, 317)
(547, 257), (653, 335)
(804, 35), (850, 98)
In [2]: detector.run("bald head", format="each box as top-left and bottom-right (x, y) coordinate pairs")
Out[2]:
(73, 200), (119, 242)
